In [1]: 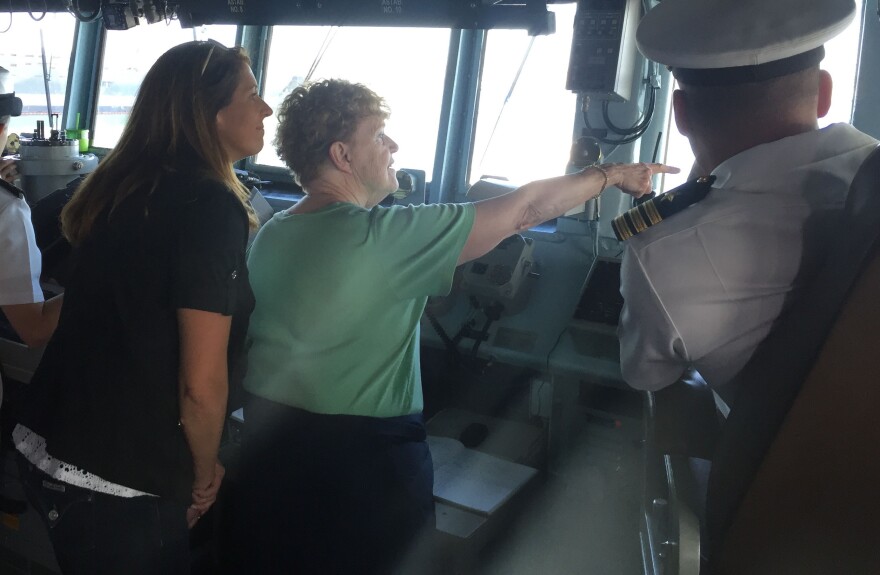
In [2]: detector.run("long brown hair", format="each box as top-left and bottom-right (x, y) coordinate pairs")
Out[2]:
(62, 40), (257, 245)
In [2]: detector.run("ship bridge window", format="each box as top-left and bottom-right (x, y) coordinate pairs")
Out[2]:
(660, 0), (864, 192)
(469, 2), (577, 187)
(0, 13), (76, 140)
(255, 25), (452, 178)
(92, 24), (237, 149)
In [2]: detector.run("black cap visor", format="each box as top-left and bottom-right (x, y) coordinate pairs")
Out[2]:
(673, 46), (825, 86)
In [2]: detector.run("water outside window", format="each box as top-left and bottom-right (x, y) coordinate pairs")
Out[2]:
(93, 23), (237, 149)
(0, 13), (76, 142)
(258, 25), (451, 177)
(470, 3), (577, 187)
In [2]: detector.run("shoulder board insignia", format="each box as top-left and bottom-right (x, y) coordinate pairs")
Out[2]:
(612, 175), (716, 241)
(0, 177), (24, 199)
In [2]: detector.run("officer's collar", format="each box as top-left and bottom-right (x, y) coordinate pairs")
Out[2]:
(709, 126), (840, 191)
(0, 176), (23, 199)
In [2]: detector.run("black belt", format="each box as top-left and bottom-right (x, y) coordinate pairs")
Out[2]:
(243, 393), (426, 443)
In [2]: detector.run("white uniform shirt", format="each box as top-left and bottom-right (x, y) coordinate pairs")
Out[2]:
(0, 189), (43, 408)
(0, 190), (43, 306)
(618, 123), (878, 392)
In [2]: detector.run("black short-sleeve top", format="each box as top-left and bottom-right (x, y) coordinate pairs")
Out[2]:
(21, 172), (255, 502)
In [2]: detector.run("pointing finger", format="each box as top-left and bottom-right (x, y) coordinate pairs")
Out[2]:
(645, 163), (680, 175)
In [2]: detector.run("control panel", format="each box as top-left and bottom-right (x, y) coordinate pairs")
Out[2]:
(460, 234), (536, 313)
(565, 0), (641, 101)
(572, 257), (624, 328)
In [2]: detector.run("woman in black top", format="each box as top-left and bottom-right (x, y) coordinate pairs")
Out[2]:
(13, 40), (272, 574)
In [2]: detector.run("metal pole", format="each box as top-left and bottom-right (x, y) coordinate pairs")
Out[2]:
(40, 29), (53, 129)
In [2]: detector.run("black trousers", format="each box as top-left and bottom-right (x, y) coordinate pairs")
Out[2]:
(237, 396), (435, 575)
(18, 456), (189, 575)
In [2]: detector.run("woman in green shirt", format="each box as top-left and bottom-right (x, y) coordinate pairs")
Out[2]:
(240, 78), (674, 574)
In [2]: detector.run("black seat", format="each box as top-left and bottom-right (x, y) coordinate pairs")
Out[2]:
(704, 144), (880, 573)
(640, 144), (880, 575)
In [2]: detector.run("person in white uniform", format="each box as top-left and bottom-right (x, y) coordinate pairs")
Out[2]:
(617, 0), (878, 398)
(0, 67), (63, 401)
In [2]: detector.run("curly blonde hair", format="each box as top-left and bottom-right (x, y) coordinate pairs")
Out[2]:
(274, 79), (390, 186)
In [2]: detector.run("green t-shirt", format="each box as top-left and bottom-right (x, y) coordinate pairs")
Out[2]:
(244, 202), (475, 417)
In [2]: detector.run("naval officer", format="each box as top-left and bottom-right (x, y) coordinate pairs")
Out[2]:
(0, 65), (62, 350)
(616, 0), (878, 398)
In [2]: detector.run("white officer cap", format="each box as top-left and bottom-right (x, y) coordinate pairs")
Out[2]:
(637, 0), (856, 86)
(0, 66), (23, 117)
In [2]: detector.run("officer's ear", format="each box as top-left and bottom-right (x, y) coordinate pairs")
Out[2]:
(816, 69), (832, 119)
(672, 89), (691, 136)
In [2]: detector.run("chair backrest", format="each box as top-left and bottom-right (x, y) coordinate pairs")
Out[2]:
(705, 144), (880, 571)
(713, 235), (880, 574)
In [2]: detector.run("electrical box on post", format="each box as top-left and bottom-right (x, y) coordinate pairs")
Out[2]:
(565, 0), (641, 102)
